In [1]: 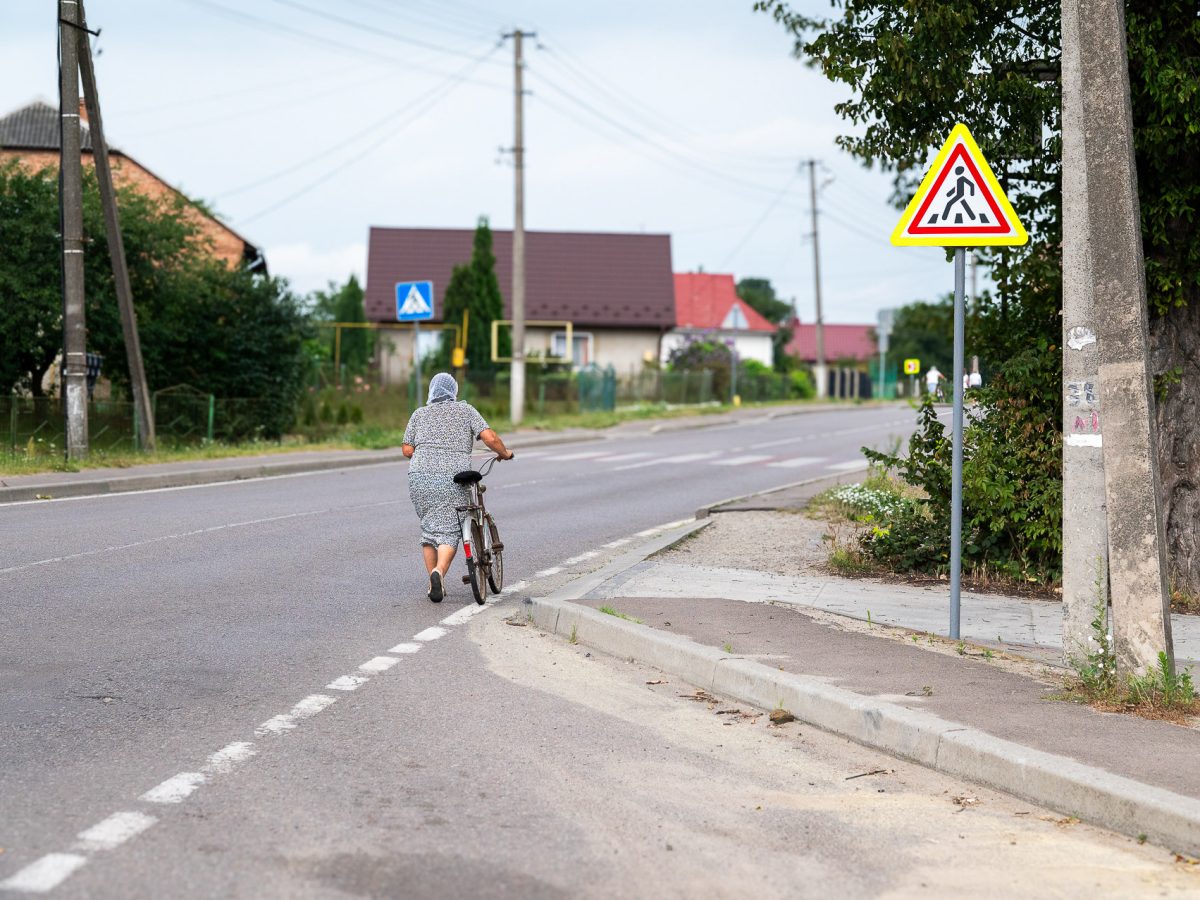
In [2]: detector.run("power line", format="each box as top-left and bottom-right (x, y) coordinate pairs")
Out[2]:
(262, 0), (507, 66)
(235, 45), (499, 226)
(179, 0), (504, 88)
(340, 0), (496, 42)
(719, 174), (801, 269)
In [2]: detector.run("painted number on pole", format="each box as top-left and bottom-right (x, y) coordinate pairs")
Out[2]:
(890, 123), (1028, 247)
(903, 358), (921, 375)
(396, 281), (435, 322)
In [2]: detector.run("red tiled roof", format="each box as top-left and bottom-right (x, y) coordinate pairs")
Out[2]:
(786, 321), (877, 362)
(672, 273), (776, 333)
(365, 227), (675, 329)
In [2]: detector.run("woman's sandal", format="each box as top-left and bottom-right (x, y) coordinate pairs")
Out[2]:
(428, 570), (444, 603)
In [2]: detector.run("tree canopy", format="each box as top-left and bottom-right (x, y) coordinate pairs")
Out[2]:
(437, 217), (509, 373)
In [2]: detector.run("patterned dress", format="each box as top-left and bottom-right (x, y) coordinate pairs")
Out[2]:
(403, 400), (490, 548)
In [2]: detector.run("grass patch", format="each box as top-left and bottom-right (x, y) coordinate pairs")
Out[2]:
(597, 605), (643, 624)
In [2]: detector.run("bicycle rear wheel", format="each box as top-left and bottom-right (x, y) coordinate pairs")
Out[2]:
(466, 518), (488, 605)
(485, 514), (503, 594)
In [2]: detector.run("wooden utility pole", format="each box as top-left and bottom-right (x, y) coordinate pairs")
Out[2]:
(76, 0), (156, 450)
(506, 29), (534, 424)
(805, 160), (827, 399)
(1075, 0), (1173, 675)
(59, 0), (88, 459)
(1060, 0), (1108, 664)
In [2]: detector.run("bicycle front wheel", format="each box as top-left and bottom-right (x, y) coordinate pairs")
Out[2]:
(466, 518), (488, 605)
(485, 514), (503, 594)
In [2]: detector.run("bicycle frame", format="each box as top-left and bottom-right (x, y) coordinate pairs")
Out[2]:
(456, 455), (499, 563)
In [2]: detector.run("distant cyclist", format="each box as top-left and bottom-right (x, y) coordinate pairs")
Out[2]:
(925, 365), (946, 402)
(401, 373), (513, 602)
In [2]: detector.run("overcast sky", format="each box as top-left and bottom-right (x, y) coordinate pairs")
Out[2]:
(2, 0), (966, 324)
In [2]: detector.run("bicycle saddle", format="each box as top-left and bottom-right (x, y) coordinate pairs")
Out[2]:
(453, 470), (483, 485)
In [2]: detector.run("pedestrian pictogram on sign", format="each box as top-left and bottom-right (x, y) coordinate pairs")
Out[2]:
(904, 358), (921, 375)
(396, 281), (434, 321)
(890, 123), (1027, 247)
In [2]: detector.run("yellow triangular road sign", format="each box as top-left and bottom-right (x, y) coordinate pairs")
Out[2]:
(891, 123), (1028, 247)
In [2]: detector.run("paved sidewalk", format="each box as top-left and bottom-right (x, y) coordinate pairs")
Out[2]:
(595, 559), (1200, 666)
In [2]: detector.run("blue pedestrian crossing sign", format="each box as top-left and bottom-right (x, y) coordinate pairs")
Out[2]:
(395, 281), (435, 321)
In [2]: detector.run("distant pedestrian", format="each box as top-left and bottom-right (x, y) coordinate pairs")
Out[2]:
(969, 371), (983, 389)
(402, 373), (513, 602)
(925, 366), (945, 401)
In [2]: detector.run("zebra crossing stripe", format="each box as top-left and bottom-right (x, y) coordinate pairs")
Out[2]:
(712, 455), (772, 466)
(768, 457), (824, 468)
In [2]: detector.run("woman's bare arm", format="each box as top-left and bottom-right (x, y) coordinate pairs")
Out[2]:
(479, 429), (513, 460)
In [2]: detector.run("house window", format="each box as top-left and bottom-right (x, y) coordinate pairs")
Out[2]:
(552, 331), (593, 367)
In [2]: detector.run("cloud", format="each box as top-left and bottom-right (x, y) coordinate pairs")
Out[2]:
(266, 242), (366, 296)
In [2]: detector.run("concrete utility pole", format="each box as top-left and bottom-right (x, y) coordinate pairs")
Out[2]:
(507, 29), (534, 424)
(1076, 0), (1173, 675)
(77, 0), (156, 451)
(805, 160), (827, 399)
(1060, 0), (1108, 665)
(59, 0), (88, 459)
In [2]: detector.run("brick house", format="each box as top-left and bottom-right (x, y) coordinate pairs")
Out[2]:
(365, 227), (676, 383)
(785, 319), (877, 364)
(663, 272), (776, 367)
(0, 100), (263, 270)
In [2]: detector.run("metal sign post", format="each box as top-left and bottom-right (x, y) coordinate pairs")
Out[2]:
(396, 280), (435, 405)
(891, 123), (1027, 639)
(949, 249), (967, 637)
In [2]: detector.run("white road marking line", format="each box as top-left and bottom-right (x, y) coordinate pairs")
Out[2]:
(291, 694), (337, 718)
(0, 853), (88, 893)
(768, 456), (825, 469)
(827, 461), (868, 472)
(602, 538), (631, 549)
(202, 742), (256, 775)
(326, 674), (368, 691)
(711, 454), (772, 466)
(140, 772), (206, 804)
(541, 450), (608, 461)
(358, 656), (399, 673)
(0, 500), (400, 576)
(612, 451), (719, 471)
(562, 551), (599, 565)
(534, 567), (562, 578)
(500, 580), (529, 594)
(73, 811), (157, 852)
(507, 450), (550, 459)
(388, 642), (422, 654)
(635, 528), (662, 537)
(440, 605), (484, 626)
(591, 452), (650, 463)
(661, 518), (693, 530)
(256, 714), (297, 736)
(413, 626), (447, 642)
(0, 466), (405, 509)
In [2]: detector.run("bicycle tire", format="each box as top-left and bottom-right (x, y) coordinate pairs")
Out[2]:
(485, 514), (503, 594)
(466, 518), (487, 605)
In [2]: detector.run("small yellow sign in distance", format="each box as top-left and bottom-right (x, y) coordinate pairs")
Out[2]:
(904, 358), (921, 375)
(891, 123), (1028, 248)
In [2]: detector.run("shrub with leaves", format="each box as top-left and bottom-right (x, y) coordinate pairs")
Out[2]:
(862, 341), (1062, 583)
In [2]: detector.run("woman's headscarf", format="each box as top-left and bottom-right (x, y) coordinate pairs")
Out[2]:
(427, 372), (459, 404)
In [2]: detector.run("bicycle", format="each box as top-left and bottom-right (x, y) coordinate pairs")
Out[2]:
(453, 454), (508, 605)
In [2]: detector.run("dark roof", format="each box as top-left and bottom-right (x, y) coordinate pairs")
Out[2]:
(0, 101), (264, 270)
(365, 227), (676, 329)
(0, 100), (98, 151)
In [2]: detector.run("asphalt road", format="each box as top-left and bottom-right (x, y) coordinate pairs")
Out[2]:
(6, 405), (1183, 897)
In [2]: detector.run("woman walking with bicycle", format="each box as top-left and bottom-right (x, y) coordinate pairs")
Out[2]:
(402, 373), (513, 602)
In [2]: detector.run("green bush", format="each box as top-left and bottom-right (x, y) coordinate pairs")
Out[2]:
(861, 342), (1062, 583)
(789, 369), (815, 399)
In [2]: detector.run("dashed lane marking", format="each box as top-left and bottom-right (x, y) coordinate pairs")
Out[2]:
(0, 853), (87, 894)
(202, 742), (256, 776)
(827, 461), (869, 472)
(413, 626), (447, 642)
(711, 455), (773, 466)
(358, 656), (399, 674)
(540, 451), (609, 461)
(140, 772), (206, 804)
(768, 457), (824, 469)
(612, 451), (719, 471)
(387, 642), (422, 654)
(327, 674), (368, 691)
(533, 567), (562, 578)
(254, 694), (337, 737)
(73, 812), (157, 853)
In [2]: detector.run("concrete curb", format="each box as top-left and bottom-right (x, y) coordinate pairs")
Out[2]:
(524, 594), (1200, 856)
(0, 431), (598, 505)
(694, 466), (869, 518)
